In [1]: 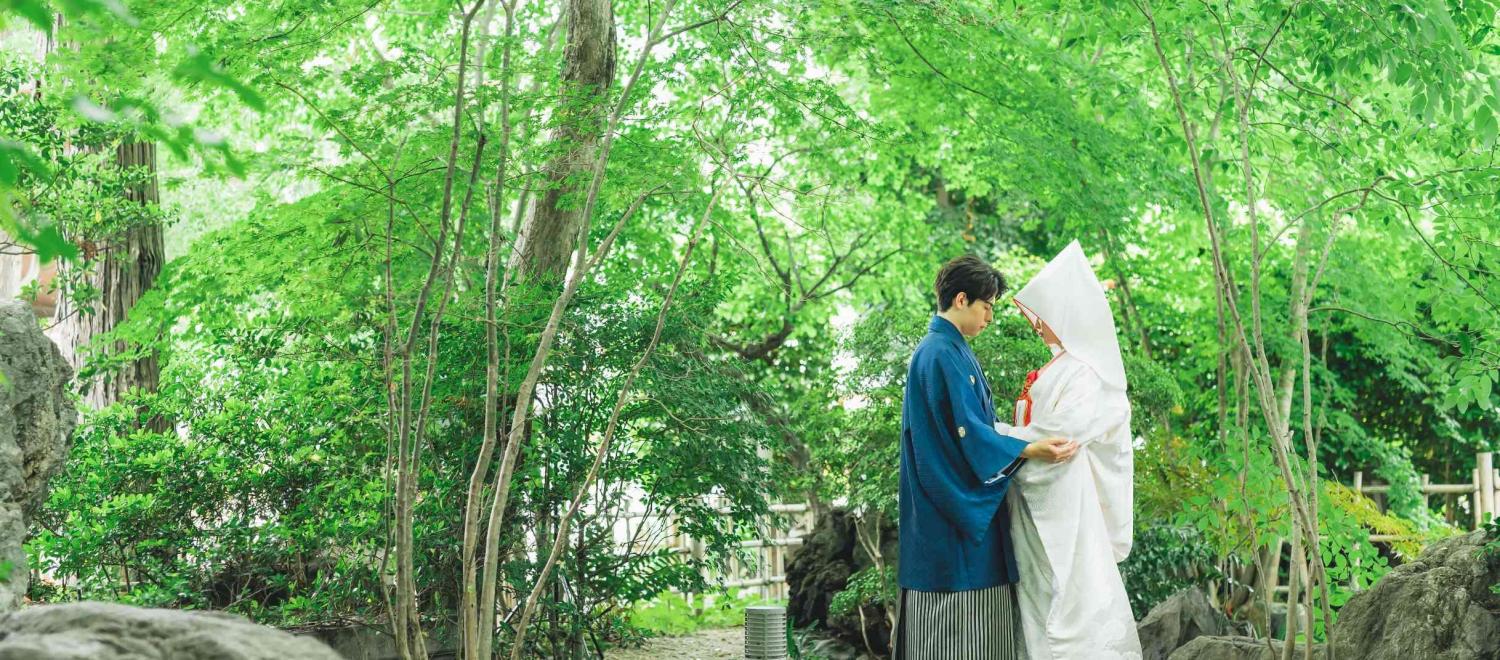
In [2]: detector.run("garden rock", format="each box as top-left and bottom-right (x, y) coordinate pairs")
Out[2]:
(787, 508), (856, 629)
(1167, 636), (1321, 660)
(0, 300), (76, 611)
(1330, 528), (1500, 659)
(0, 601), (343, 659)
(785, 507), (898, 656)
(1136, 587), (1234, 659)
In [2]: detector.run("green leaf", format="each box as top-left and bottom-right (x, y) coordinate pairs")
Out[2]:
(6, 217), (79, 264)
(1393, 62), (1415, 85)
(0, 140), (52, 186)
(172, 49), (266, 112)
(53, 0), (135, 24)
(2, 0), (54, 33)
(1411, 92), (1428, 119)
(1478, 106), (1499, 148)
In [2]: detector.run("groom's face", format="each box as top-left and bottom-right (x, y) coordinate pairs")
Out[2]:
(952, 293), (996, 338)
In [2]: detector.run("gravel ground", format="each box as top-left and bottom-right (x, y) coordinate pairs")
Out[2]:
(603, 626), (875, 659)
(603, 627), (744, 659)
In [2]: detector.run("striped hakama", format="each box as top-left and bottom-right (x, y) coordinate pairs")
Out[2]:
(894, 582), (1027, 660)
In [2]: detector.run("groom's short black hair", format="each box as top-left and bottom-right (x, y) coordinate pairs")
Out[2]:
(935, 255), (1006, 311)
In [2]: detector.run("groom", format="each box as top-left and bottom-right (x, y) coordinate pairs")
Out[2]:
(895, 255), (1078, 660)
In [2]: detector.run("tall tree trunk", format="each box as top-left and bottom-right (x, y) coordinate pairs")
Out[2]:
(508, 0), (616, 282)
(49, 141), (165, 418)
(31, 17), (165, 416)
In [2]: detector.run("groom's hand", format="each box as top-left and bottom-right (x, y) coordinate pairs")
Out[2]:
(1021, 437), (1079, 464)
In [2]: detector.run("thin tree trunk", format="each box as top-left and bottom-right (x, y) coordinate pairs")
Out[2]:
(853, 510), (896, 656)
(461, 6), (521, 655)
(1282, 533), (1302, 660)
(508, 181), (718, 660)
(386, 0), (489, 654)
(476, 3), (682, 654)
(1139, 4), (1336, 656)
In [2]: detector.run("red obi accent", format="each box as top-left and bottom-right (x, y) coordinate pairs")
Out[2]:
(1016, 369), (1040, 425)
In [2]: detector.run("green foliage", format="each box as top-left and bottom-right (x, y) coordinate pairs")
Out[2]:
(508, 274), (776, 649)
(626, 588), (768, 636)
(1302, 482), (1453, 638)
(1483, 517), (1500, 596)
(1313, 485), (1392, 637)
(171, 50), (266, 113)
(827, 566), (896, 620)
(1117, 523), (1221, 620)
(31, 169), (773, 643)
(10, 0), (1498, 646)
(30, 342), (387, 620)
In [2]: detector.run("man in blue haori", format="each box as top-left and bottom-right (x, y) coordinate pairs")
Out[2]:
(895, 255), (1078, 660)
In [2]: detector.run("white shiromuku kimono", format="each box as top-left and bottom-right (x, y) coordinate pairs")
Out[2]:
(993, 241), (1142, 660)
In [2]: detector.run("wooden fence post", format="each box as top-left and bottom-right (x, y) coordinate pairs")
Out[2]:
(1473, 468), (1483, 529)
(1479, 452), (1495, 524)
(1493, 466), (1500, 524)
(1351, 472), (1364, 592)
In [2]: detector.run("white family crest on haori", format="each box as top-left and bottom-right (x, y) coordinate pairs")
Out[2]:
(996, 240), (1142, 660)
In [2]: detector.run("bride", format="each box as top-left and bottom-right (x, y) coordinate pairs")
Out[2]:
(993, 241), (1142, 659)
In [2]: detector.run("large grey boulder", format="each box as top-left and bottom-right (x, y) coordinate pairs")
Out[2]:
(1174, 528), (1500, 660)
(0, 299), (76, 610)
(295, 622), (459, 660)
(1168, 636), (1321, 660)
(1137, 587), (1235, 659)
(1330, 529), (1500, 659)
(0, 602), (342, 659)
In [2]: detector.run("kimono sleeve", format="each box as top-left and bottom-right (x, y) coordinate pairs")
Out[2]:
(930, 350), (1030, 483)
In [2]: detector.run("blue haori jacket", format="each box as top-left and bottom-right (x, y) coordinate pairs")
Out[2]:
(898, 316), (1029, 592)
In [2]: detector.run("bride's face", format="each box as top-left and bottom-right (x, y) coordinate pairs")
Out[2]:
(1037, 320), (1060, 346)
(1019, 304), (1062, 348)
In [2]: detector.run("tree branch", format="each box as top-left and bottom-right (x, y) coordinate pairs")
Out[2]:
(653, 0), (744, 45)
(884, 8), (1017, 112)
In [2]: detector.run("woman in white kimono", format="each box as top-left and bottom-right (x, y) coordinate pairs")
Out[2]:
(993, 241), (1141, 659)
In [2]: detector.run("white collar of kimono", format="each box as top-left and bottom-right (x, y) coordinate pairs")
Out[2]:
(1012, 240), (1128, 392)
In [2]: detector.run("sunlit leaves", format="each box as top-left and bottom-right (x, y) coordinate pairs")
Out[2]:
(2, 215), (77, 263)
(1, 0), (136, 32)
(0, 0), (52, 32)
(0, 139), (49, 186)
(171, 49), (267, 113)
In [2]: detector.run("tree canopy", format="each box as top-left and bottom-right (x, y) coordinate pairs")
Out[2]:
(3, 0), (1497, 657)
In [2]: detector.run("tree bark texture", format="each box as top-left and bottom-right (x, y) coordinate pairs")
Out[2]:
(48, 141), (164, 415)
(509, 0), (617, 282)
